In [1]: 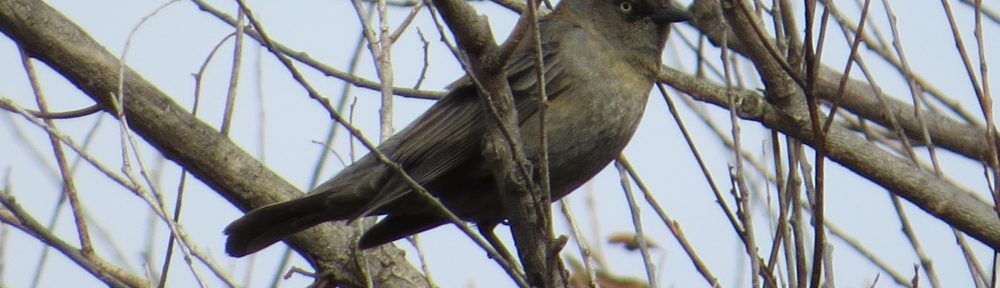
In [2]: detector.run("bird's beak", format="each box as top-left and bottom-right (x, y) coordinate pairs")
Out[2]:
(651, 3), (693, 25)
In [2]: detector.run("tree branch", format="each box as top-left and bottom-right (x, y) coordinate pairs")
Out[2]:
(0, 0), (426, 287)
(689, 0), (993, 163)
(431, 0), (565, 286)
(659, 66), (1000, 250)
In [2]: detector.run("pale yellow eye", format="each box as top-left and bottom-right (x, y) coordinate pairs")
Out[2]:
(619, 1), (632, 13)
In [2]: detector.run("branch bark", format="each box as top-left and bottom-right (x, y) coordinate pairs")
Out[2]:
(659, 66), (1000, 250)
(690, 0), (993, 163)
(0, 0), (426, 287)
(431, 0), (565, 286)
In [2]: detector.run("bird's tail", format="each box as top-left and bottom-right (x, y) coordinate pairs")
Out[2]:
(224, 192), (352, 257)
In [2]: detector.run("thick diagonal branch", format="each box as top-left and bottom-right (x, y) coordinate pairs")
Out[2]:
(660, 67), (1000, 250)
(0, 1), (426, 287)
(689, 0), (992, 163)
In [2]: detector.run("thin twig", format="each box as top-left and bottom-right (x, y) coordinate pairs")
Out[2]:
(617, 152), (721, 287)
(558, 200), (598, 288)
(191, 0), (445, 100)
(614, 160), (658, 287)
(19, 46), (96, 288)
(0, 101), (101, 119)
(0, 191), (145, 287)
(232, 2), (527, 284)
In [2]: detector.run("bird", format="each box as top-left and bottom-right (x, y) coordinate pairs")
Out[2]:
(224, 0), (692, 257)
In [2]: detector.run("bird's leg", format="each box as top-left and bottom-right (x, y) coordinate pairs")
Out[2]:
(478, 222), (518, 268)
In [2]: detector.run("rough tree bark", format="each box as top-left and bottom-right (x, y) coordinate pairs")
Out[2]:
(0, 0), (427, 287)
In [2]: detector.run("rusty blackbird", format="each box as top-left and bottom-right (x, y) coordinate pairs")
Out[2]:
(224, 0), (692, 257)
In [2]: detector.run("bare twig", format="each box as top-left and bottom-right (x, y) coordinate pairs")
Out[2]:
(0, 1), (429, 285)
(614, 159), (658, 287)
(431, 0), (562, 286)
(0, 191), (145, 288)
(660, 65), (1000, 250)
(0, 101), (101, 119)
(19, 46), (96, 287)
(191, 0), (445, 100)
(616, 152), (721, 287)
(233, 1), (525, 284)
(558, 200), (598, 288)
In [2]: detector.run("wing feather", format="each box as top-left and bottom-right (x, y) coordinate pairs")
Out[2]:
(349, 19), (580, 217)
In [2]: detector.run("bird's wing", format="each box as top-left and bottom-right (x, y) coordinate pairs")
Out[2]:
(351, 19), (581, 218)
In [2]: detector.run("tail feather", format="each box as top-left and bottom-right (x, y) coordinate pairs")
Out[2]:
(225, 193), (348, 257)
(359, 213), (445, 249)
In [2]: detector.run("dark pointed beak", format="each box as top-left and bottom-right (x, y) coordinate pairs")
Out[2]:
(651, 3), (693, 25)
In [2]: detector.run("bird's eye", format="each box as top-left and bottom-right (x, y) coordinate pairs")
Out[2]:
(618, 1), (632, 13)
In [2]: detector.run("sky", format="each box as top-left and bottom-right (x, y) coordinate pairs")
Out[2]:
(1, 0), (999, 287)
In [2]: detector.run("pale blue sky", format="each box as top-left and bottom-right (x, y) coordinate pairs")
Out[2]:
(1, 0), (998, 287)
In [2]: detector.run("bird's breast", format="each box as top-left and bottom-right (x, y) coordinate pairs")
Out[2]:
(519, 60), (654, 200)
